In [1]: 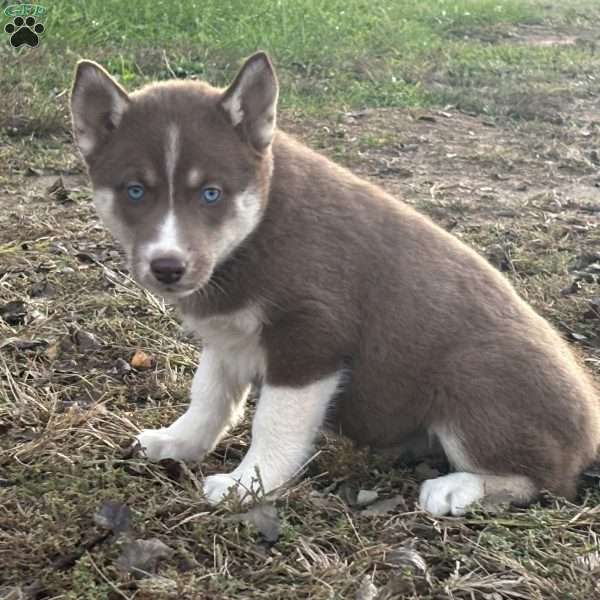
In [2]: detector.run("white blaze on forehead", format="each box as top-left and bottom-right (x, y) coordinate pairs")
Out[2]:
(143, 210), (183, 260)
(139, 123), (184, 261)
(165, 123), (180, 207)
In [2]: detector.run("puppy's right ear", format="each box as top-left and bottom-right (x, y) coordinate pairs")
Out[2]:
(70, 60), (130, 160)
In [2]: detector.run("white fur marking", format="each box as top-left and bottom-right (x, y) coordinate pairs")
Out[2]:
(182, 304), (266, 380)
(213, 188), (263, 265)
(165, 124), (179, 208)
(433, 425), (474, 471)
(203, 371), (342, 504)
(419, 472), (485, 517)
(77, 134), (95, 156)
(93, 188), (130, 251)
(187, 168), (202, 187)
(137, 348), (251, 461)
(222, 60), (262, 126)
(73, 66), (128, 156)
(223, 90), (244, 126)
(142, 210), (183, 261)
(136, 304), (266, 462)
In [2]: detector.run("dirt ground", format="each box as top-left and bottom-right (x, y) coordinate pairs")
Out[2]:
(2, 23), (600, 600)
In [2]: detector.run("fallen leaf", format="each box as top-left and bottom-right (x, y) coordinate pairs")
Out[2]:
(45, 342), (61, 361)
(112, 357), (132, 376)
(362, 495), (405, 516)
(356, 575), (379, 600)
(337, 481), (359, 506)
(93, 501), (131, 535)
(0, 338), (48, 352)
(29, 281), (55, 298)
(131, 350), (154, 369)
(0, 301), (27, 326)
(116, 538), (173, 576)
(46, 176), (72, 203)
(74, 330), (102, 351)
(159, 458), (183, 481)
(582, 297), (600, 320)
(24, 166), (44, 177)
(560, 281), (582, 296)
(386, 543), (428, 573)
(233, 503), (280, 542)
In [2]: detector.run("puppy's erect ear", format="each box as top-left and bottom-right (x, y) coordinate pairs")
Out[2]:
(220, 52), (279, 152)
(70, 60), (130, 160)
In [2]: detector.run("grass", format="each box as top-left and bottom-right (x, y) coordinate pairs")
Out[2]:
(1, 0), (599, 134)
(2, 0), (600, 598)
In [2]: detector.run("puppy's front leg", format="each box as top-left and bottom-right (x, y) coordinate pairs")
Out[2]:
(137, 347), (249, 461)
(204, 372), (341, 504)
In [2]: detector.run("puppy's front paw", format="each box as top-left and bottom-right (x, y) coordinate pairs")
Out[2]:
(135, 428), (204, 462)
(203, 469), (264, 505)
(203, 473), (243, 505)
(419, 472), (484, 516)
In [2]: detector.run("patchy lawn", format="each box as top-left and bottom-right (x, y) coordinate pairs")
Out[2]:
(1, 1), (600, 599)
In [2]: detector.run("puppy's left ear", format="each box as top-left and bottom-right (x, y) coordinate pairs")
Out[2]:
(70, 60), (130, 160)
(220, 52), (279, 152)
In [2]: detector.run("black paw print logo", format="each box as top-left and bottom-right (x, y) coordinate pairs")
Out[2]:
(5, 16), (45, 48)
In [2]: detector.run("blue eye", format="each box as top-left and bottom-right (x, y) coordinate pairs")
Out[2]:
(201, 187), (222, 204)
(127, 183), (145, 201)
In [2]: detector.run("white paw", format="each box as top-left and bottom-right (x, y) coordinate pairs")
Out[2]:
(203, 473), (243, 504)
(203, 469), (263, 505)
(419, 472), (485, 516)
(136, 428), (204, 462)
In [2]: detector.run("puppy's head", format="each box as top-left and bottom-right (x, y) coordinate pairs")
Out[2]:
(70, 52), (278, 300)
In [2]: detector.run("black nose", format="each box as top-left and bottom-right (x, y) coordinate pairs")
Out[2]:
(150, 257), (186, 284)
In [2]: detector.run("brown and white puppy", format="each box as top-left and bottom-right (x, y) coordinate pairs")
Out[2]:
(70, 52), (600, 516)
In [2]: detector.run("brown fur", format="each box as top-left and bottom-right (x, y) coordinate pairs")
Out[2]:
(71, 53), (600, 503)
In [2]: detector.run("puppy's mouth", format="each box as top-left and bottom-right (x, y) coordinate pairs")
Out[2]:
(134, 264), (214, 302)
(145, 276), (210, 300)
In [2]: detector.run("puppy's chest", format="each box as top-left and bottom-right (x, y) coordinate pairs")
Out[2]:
(181, 304), (267, 377)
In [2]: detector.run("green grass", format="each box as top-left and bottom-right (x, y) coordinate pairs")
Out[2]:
(2, 0), (598, 134)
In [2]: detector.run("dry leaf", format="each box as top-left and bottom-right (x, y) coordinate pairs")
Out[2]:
(362, 495), (405, 516)
(386, 544), (427, 573)
(233, 503), (280, 542)
(74, 330), (101, 351)
(116, 538), (174, 576)
(45, 342), (61, 360)
(131, 350), (154, 369)
(93, 501), (130, 535)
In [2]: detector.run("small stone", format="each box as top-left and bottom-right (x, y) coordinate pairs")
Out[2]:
(356, 490), (379, 507)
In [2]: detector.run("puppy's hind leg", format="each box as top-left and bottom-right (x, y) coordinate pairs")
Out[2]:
(419, 471), (536, 517)
(419, 427), (537, 516)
